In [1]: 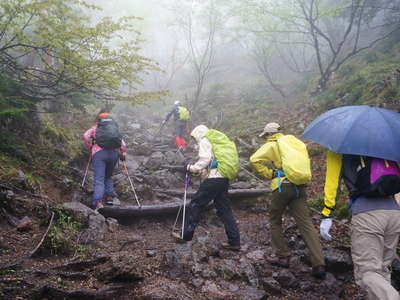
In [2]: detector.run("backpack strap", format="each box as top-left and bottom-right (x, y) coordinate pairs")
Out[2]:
(360, 156), (365, 168)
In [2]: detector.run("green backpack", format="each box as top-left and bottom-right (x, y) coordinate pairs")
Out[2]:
(178, 106), (190, 120)
(205, 129), (239, 180)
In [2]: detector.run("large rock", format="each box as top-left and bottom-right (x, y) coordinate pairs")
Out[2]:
(325, 247), (353, 272)
(273, 269), (298, 288)
(261, 277), (281, 295)
(163, 243), (193, 278)
(148, 169), (181, 189)
(61, 202), (94, 225)
(145, 151), (164, 170)
(216, 257), (258, 286)
(95, 252), (144, 282)
(61, 202), (106, 244)
(80, 212), (107, 244)
(125, 157), (140, 171)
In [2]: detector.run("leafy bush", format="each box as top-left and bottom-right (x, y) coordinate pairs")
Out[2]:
(43, 207), (83, 256)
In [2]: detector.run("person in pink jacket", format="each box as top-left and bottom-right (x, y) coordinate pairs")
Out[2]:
(83, 111), (126, 210)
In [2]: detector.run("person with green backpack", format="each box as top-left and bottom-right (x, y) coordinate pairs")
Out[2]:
(172, 124), (241, 250)
(162, 101), (190, 149)
(250, 122), (326, 279)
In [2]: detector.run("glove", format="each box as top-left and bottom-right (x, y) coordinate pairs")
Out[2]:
(320, 218), (333, 241)
(119, 153), (126, 161)
(184, 163), (191, 173)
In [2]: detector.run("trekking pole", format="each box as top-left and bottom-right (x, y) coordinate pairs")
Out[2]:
(172, 201), (183, 234)
(181, 171), (190, 238)
(81, 154), (92, 188)
(122, 160), (142, 208)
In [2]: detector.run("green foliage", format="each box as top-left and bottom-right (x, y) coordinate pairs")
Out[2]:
(0, 74), (33, 123)
(308, 195), (349, 220)
(0, 0), (161, 103)
(44, 206), (83, 256)
(308, 196), (324, 212)
(316, 42), (400, 109)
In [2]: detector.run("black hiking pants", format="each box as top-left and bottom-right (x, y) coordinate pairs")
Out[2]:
(183, 178), (240, 246)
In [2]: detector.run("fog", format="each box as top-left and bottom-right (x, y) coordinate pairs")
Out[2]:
(79, 0), (400, 111)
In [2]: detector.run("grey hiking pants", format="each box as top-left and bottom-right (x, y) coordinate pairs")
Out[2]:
(269, 183), (325, 267)
(175, 120), (187, 138)
(351, 209), (400, 300)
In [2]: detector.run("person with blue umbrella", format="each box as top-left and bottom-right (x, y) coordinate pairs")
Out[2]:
(303, 105), (400, 300)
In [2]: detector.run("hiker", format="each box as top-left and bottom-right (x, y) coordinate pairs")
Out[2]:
(320, 151), (400, 299)
(162, 101), (190, 150)
(172, 125), (241, 250)
(83, 110), (126, 210)
(249, 122), (326, 279)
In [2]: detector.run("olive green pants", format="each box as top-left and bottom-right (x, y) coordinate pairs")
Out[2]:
(270, 183), (325, 267)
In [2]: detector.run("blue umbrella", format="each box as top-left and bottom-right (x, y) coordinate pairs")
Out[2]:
(302, 105), (400, 162)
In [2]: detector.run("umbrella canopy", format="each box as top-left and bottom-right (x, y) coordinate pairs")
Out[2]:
(302, 105), (400, 162)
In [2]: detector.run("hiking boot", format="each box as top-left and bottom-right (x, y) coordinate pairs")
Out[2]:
(267, 255), (290, 268)
(172, 232), (188, 244)
(311, 265), (326, 279)
(104, 195), (114, 206)
(94, 202), (104, 212)
(221, 242), (241, 251)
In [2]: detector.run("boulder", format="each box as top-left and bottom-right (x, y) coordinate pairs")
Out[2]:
(62, 202), (107, 244)
(273, 269), (298, 288)
(61, 202), (93, 225)
(106, 218), (119, 232)
(145, 151), (164, 170)
(95, 252), (144, 282)
(261, 277), (281, 295)
(163, 243), (193, 278)
(325, 247), (353, 272)
(80, 212), (107, 244)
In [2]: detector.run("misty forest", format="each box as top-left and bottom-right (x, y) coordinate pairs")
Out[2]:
(1, 0), (400, 299)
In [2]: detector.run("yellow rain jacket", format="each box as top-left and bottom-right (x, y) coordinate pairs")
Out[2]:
(250, 133), (286, 191)
(322, 151), (343, 217)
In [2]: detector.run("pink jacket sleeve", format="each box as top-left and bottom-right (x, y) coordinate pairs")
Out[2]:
(120, 139), (127, 156)
(83, 126), (96, 149)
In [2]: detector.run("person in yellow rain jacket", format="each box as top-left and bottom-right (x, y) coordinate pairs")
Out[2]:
(250, 122), (325, 279)
(320, 151), (400, 300)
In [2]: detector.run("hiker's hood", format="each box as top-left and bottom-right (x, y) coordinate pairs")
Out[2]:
(191, 125), (209, 143)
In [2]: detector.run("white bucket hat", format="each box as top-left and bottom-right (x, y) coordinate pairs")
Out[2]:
(259, 122), (281, 137)
(174, 100), (181, 105)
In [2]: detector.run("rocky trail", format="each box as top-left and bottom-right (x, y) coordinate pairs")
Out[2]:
(1, 112), (398, 300)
